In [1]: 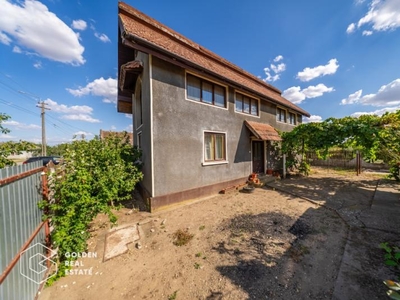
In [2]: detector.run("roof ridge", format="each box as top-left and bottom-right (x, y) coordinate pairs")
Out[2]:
(118, 1), (281, 95)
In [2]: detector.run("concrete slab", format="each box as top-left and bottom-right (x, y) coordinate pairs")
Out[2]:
(103, 225), (140, 261)
(332, 228), (397, 300)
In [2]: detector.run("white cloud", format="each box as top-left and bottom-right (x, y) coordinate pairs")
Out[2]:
(71, 19), (87, 31)
(341, 89), (363, 105)
(33, 61), (42, 69)
(67, 77), (117, 103)
(303, 115), (323, 123)
(12, 46), (21, 53)
(348, 0), (400, 34)
(351, 106), (400, 117)
(302, 84), (335, 98)
(296, 59), (339, 82)
(94, 32), (110, 43)
(341, 79), (400, 106)
(262, 55), (286, 82)
(0, 0), (85, 65)
(125, 124), (133, 132)
(0, 134), (16, 139)
(0, 32), (11, 45)
(3, 120), (40, 130)
(125, 114), (133, 119)
(282, 84), (335, 104)
(282, 86), (305, 104)
(61, 114), (100, 123)
(362, 30), (373, 36)
(347, 23), (356, 34)
(44, 98), (94, 114)
(74, 131), (93, 136)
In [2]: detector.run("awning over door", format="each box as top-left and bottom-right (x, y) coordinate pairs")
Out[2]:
(244, 120), (282, 141)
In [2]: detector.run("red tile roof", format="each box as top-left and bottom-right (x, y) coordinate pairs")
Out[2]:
(100, 130), (134, 145)
(245, 120), (282, 141)
(118, 1), (310, 117)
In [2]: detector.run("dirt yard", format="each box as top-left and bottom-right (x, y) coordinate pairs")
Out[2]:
(38, 169), (386, 300)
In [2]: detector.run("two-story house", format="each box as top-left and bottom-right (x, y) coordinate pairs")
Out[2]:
(117, 2), (310, 211)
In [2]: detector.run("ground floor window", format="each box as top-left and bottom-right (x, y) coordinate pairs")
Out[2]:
(204, 132), (226, 162)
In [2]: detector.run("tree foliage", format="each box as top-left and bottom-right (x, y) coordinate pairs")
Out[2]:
(0, 113), (38, 168)
(41, 132), (143, 282)
(282, 111), (400, 179)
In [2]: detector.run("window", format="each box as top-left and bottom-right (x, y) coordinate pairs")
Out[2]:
(187, 74), (226, 107)
(204, 132), (226, 162)
(137, 132), (142, 149)
(276, 107), (286, 123)
(235, 93), (259, 116)
(289, 112), (296, 125)
(135, 78), (143, 127)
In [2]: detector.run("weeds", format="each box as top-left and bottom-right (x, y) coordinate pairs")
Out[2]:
(168, 290), (178, 300)
(172, 229), (194, 246)
(194, 262), (201, 269)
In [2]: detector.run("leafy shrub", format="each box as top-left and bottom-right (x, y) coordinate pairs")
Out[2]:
(42, 132), (142, 283)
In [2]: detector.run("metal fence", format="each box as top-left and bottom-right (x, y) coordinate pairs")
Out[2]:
(0, 161), (49, 300)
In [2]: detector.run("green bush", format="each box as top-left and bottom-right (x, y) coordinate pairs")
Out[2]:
(42, 132), (142, 283)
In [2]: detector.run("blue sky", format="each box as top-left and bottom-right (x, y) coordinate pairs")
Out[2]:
(0, 0), (399, 144)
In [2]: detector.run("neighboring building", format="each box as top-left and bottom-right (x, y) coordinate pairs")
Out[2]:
(99, 130), (134, 145)
(117, 2), (310, 211)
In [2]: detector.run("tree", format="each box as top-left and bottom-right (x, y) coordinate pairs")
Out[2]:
(0, 113), (38, 168)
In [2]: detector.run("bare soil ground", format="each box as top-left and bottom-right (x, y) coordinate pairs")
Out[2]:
(38, 168), (386, 300)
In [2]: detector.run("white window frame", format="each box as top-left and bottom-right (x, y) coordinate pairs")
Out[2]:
(288, 111), (297, 125)
(185, 71), (228, 111)
(234, 90), (260, 118)
(202, 130), (229, 166)
(276, 107), (287, 123)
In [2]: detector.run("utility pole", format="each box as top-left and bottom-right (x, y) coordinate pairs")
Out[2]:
(37, 101), (50, 156)
(19, 91), (51, 156)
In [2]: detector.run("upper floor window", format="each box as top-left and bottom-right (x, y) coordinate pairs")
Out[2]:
(135, 77), (143, 128)
(276, 107), (286, 123)
(288, 112), (296, 125)
(186, 74), (226, 108)
(235, 93), (259, 116)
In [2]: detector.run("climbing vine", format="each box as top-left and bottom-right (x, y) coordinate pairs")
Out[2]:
(281, 111), (400, 179)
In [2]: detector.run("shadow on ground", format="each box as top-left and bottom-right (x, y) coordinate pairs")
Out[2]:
(210, 208), (347, 299)
(209, 173), (399, 299)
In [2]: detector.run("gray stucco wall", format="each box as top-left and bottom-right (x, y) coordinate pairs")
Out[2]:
(151, 57), (257, 197)
(133, 52), (153, 196)
(150, 56), (303, 197)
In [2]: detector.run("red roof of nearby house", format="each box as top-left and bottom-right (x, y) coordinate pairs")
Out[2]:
(118, 2), (310, 117)
(100, 130), (134, 145)
(245, 120), (282, 141)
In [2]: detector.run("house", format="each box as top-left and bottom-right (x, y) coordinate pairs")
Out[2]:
(117, 2), (310, 211)
(99, 129), (134, 145)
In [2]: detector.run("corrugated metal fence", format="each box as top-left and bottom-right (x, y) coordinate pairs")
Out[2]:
(0, 161), (50, 300)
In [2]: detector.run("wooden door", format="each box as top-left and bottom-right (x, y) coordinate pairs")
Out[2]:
(252, 141), (264, 174)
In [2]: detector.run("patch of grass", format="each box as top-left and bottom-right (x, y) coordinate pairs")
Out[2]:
(194, 262), (201, 269)
(195, 252), (202, 257)
(168, 290), (178, 300)
(199, 225), (205, 231)
(172, 229), (194, 246)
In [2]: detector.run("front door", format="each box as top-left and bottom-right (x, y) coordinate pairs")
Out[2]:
(252, 141), (264, 174)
